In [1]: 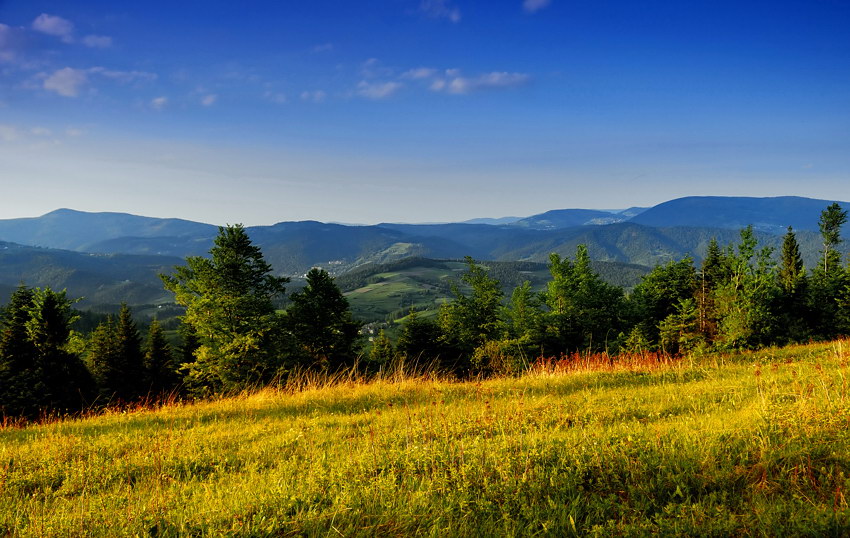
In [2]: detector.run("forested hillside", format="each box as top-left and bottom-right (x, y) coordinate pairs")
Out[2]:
(2, 203), (850, 420)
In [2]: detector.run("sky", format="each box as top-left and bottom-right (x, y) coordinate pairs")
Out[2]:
(1, 0), (849, 226)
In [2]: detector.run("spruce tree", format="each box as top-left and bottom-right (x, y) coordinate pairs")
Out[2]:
(162, 224), (289, 393)
(369, 330), (395, 366)
(286, 268), (361, 369)
(778, 226), (805, 294)
(777, 226), (809, 342)
(0, 286), (39, 417)
(810, 204), (849, 338)
(25, 288), (94, 415)
(396, 310), (443, 363)
(115, 304), (145, 399)
(144, 318), (178, 396)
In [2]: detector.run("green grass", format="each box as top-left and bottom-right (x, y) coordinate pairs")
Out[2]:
(344, 264), (464, 322)
(3, 341), (850, 535)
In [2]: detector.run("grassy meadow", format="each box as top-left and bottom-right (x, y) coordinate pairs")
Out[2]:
(2, 342), (850, 536)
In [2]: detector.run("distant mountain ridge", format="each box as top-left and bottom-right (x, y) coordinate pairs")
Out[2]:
(0, 208), (217, 251)
(630, 196), (850, 233)
(1, 195), (848, 312)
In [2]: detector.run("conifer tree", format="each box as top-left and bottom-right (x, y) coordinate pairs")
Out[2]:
(286, 268), (361, 369)
(115, 304), (145, 399)
(775, 226), (810, 342)
(543, 245), (623, 353)
(144, 318), (178, 396)
(162, 224), (289, 393)
(778, 226), (805, 294)
(0, 286), (39, 417)
(369, 329), (394, 366)
(17, 287), (94, 415)
(810, 204), (849, 339)
(396, 310), (443, 363)
(438, 257), (504, 370)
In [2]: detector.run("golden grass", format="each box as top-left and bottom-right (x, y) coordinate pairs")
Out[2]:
(2, 341), (850, 535)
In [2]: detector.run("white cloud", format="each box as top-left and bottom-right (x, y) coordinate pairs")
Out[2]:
(65, 127), (84, 137)
(201, 94), (218, 106)
(0, 23), (23, 63)
(431, 71), (530, 94)
(357, 80), (403, 100)
(264, 91), (287, 104)
(420, 0), (461, 23)
(30, 127), (52, 136)
(0, 125), (21, 142)
(312, 43), (333, 53)
(32, 14), (74, 43)
(43, 67), (88, 97)
(88, 66), (157, 83)
(300, 90), (327, 103)
(151, 96), (168, 110)
(523, 0), (551, 13)
(360, 57), (395, 79)
(83, 35), (113, 48)
(402, 67), (437, 80)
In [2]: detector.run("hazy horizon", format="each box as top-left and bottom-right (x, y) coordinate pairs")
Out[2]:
(2, 1), (849, 226)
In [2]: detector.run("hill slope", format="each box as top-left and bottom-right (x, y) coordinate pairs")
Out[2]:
(0, 241), (181, 308)
(2, 341), (848, 535)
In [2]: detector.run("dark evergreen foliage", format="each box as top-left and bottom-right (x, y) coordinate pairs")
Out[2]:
(144, 318), (178, 396)
(285, 268), (361, 370)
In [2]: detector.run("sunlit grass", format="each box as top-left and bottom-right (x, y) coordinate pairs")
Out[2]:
(2, 341), (850, 535)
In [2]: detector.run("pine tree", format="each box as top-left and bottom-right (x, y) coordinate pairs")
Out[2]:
(778, 226), (805, 294)
(810, 204), (849, 339)
(0, 286), (39, 417)
(396, 310), (443, 363)
(438, 257), (505, 371)
(162, 224), (289, 393)
(286, 268), (361, 369)
(543, 245), (623, 353)
(115, 304), (145, 399)
(25, 288), (94, 414)
(144, 318), (178, 396)
(369, 330), (395, 365)
(776, 227), (810, 342)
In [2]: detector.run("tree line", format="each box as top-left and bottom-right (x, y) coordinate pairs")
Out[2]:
(1, 204), (849, 419)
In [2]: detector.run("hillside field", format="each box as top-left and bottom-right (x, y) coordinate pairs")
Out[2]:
(2, 342), (850, 535)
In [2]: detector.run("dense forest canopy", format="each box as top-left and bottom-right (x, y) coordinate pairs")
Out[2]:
(2, 204), (850, 419)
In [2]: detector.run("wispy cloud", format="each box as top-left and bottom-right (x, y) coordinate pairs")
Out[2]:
(32, 14), (74, 43)
(360, 58), (394, 79)
(300, 90), (327, 103)
(312, 43), (333, 53)
(65, 127), (85, 137)
(420, 0), (462, 23)
(151, 96), (168, 110)
(430, 71), (530, 94)
(402, 67), (438, 80)
(357, 80), (403, 100)
(0, 124), (21, 142)
(40, 66), (156, 97)
(30, 127), (52, 136)
(0, 23), (15, 63)
(523, 0), (551, 13)
(200, 94), (218, 106)
(88, 66), (157, 83)
(264, 91), (287, 104)
(82, 35), (112, 48)
(43, 67), (88, 97)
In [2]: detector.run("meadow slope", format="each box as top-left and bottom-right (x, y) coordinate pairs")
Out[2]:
(2, 342), (850, 536)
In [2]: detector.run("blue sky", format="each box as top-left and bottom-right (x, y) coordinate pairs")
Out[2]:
(1, 0), (849, 225)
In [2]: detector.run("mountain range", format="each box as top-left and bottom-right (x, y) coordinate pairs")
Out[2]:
(0, 196), (847, 312)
